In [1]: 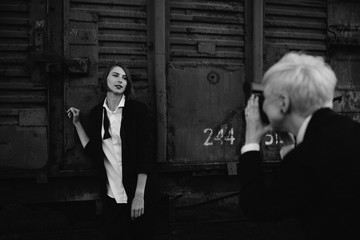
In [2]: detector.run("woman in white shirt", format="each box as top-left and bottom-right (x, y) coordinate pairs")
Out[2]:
(67, 63), (159, 240)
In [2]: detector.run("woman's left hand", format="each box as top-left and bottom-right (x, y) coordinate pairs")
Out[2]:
(131, 192), (145, 220)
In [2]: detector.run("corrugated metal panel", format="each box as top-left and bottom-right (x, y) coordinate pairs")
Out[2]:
(328, 0), (360, 124)
(170, 0), (245, 66)
(64, 0), (149, 168)
(264, 0), (327, 69)
(0, 0), (48, 169)
(69, 0), (148, 89)
(0, 1), (46, 112)
(328, 0), (360, 47)
(167, 1), (246, 165)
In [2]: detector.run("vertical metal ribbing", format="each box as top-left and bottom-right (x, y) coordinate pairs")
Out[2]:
(154, 0), (167, 162)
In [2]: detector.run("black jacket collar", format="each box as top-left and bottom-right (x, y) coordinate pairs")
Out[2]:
(303, 108), (336, 143)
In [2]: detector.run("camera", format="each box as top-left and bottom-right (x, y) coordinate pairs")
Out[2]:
(245, 82), (270, 125)
(254, 91), (270, 125)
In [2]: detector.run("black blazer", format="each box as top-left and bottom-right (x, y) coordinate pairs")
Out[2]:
(239, 108), (360, 239)
(84, 99), (159, 205)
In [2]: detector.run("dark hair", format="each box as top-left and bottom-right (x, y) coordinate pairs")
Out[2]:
(100, 63), (136, 100)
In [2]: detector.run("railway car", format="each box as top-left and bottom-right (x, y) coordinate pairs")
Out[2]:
(0, 0), (359, 238)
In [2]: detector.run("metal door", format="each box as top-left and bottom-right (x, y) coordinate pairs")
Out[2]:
(167, 0), (246, 166)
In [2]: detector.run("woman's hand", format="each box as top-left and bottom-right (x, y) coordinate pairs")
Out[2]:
(66, 107), (81, 125)
(131, 192), (145, 220)
(65, 107), (89, 148)
(244, 94), (271, 144)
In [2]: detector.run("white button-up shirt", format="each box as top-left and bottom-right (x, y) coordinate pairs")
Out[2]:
(102, 96), (128, 203)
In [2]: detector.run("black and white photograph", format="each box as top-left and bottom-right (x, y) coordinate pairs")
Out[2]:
(0, 0), (359, 239)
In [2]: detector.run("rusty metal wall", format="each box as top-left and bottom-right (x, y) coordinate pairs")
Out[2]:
(170, 0), (245, 66)
(0, 0), (48, 170)
(67, 0), (149, 96)
(2, 0), (359, 204)
(260, 0), (328, 163)
(328, 0), (360, 123)
(167, 0), (246, 166)
(63, 0), (150, 169)
(264, 0), (328, 70)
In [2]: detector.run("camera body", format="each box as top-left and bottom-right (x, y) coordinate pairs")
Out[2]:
(246, 82), (270, 125)
(253, 91), (270, 125)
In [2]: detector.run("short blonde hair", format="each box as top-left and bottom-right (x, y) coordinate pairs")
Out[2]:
(263, 52), (337, 116)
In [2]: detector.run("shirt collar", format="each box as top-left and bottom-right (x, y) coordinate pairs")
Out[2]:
(296, 114), (312, 145)
(103, 95), (125, 113)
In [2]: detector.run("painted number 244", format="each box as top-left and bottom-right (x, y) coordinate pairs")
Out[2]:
(203, 126), (235, 146)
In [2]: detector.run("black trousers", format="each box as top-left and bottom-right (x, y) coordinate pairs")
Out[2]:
(102, 196), (156, 240)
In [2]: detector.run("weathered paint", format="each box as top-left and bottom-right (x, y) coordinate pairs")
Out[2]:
(253, 0), (264, 83)
(328, 0), (360, 46)
(0, 0), (48, 170)
(169, 0), (245, 66)
(328, 0), (360, 91)
(330, 49), (360, 90)
(64, 87), (103, 159)
(328, 0), (360, 125)
(64, 8), (99, 87)
(168, 66), (245, 163)
(63, 0), (150, 169)
(264, 0), (327, 70)
(1, 1), (360, 212)
(261, 131), (283, 163)
(19, 109), (47, 126)
(154, 0), (167, 163)
(67, 57), (90, 74)
(167, 0), (246, 166)
(0, 126), (47, 169)
(65, 0), (149, 97)
(333, 90), (360, 112)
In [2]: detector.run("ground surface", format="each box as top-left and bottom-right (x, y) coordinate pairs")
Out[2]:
(0, 201), (304, 240)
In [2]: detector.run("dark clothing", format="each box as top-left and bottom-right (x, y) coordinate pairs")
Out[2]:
(84, 99), (159, 204)
(239, 108), (360, 239)
(102, 196), (156, 240)
(83, 99), (159, 239)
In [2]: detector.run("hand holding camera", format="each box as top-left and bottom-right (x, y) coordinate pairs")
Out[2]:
(244, 94), (271, 145)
